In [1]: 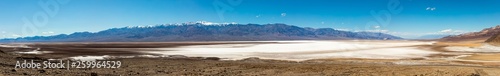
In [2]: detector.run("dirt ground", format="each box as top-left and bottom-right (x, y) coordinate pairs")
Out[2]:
(1, 51), (500, 76)
(1, 42), (500, 76)
(461, 54), (500, 61)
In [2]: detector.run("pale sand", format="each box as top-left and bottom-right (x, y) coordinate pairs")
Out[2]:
(460, 54), (500, 61)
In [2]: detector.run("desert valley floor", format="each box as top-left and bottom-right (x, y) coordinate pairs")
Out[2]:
(1, 40), (500, 76)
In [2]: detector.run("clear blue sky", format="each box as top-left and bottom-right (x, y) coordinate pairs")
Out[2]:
(1, 0), (500, 38)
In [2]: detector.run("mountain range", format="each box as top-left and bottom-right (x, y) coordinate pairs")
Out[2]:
(486, 32), (500, 45)
(0, 22), (403, 42)
(440, 25), (500, 41)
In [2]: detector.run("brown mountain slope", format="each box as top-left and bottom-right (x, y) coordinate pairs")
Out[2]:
(440, 25), (500, 41)
(486, 32), (500, 45)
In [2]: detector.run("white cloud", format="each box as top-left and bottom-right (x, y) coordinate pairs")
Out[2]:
(373, 25), (380, 29)
(281, 13), (286, 17)
(363, 29), (389, 33)
(42, 31), (55, 34)
(386, 32), (413, 36)
(255, 15), (260, 18)
(439, 29), (466, 34)
(427, 29), (468, 35)
(439, 29), (452, 33)
(426, 7), (436, 11)
(11, 34), (21, 37)
(335, 28), (350, 31)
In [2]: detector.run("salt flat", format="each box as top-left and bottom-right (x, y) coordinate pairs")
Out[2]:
(4, 40), (500, 62)
(143, 40), (439, 61)
(445, 43), (500, 52)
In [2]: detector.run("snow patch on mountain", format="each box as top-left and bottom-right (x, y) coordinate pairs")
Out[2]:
(126, 21), (238, 29)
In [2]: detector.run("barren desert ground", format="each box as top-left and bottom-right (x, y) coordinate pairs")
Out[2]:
(1, 40), (500, 76)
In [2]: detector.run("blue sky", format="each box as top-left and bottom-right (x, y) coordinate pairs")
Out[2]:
(1, 0), (500, 38)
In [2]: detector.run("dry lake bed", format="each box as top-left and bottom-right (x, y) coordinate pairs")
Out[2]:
(1, 40), (500, 75)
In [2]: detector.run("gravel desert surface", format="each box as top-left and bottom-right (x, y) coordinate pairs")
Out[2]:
(1, 40), (500, 76)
